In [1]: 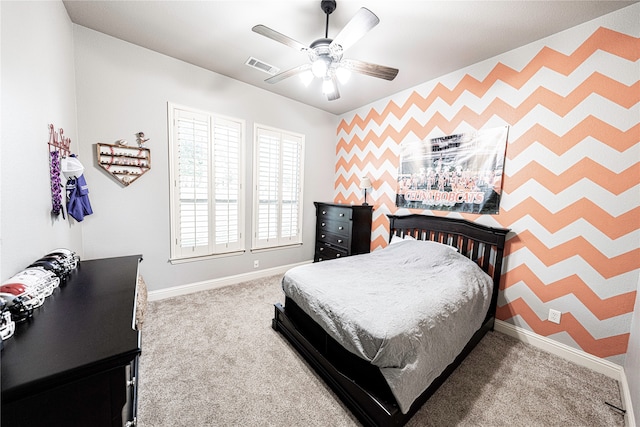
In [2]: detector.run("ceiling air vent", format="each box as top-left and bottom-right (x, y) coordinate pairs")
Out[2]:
(245, 57), (279, 75)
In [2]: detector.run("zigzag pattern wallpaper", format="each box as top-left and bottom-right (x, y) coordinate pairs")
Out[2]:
(333, 7), (639, 363)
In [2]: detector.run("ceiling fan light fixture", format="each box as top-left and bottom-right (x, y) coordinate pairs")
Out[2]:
(322, 77), (335, 95)
(299, 70), (314, 87)
(312, 57), (329, 78)
(336, 67), (351, 84)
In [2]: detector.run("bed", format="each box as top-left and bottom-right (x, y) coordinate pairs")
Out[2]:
(272, 214), (509, 427)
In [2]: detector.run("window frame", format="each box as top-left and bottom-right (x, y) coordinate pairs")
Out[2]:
(168, 102), (246, 262)
(252, 123), (305, 251)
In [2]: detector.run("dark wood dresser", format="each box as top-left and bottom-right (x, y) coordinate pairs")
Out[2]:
(314, 202), (373, 262)
(1, 255), (142, 427)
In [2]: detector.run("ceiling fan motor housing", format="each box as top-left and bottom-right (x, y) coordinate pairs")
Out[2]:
(309, 37), (343, 75)
(321, 0), (336, 15)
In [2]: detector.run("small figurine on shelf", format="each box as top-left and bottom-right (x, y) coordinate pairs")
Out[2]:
(115, 139), (128, 146)
(136, 132), (149, 148)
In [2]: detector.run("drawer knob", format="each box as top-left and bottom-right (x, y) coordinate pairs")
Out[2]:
(318, 258), (323, 261)
(336, 254), (341, 258)
(321, 222), (325, 226)
(338, 226), (343, 230)
(337, 239), (343, 243)
(339, 213), (344, 217)
(319, 247), (324, 251)
(322, 210), (327, 214)
(321, 234), (326, 238)
(127, 378), (136, 388)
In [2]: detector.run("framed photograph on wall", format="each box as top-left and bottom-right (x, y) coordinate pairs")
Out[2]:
(396, 126), (509, 214)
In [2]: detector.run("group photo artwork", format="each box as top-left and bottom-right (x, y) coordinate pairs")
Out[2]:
(396, 126), (509, 214)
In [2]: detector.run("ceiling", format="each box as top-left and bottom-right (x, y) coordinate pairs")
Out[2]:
(63, 1), (635, 115)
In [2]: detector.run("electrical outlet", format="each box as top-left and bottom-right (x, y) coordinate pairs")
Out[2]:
(253, 260), (259, 269)
(548, 309), (561, 324)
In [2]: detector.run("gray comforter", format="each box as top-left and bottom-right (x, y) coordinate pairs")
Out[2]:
(282, 239), (493, 413)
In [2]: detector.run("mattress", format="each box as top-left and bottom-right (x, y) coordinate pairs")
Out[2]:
(282, 239), (493, 413)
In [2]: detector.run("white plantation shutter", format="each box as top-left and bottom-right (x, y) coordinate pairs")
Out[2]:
(175, 108), (210, 257)
(169, 104), (244, 260)
(281, 135), (302, 239)
(253, 125), (304, 249)
(212, 117), (243, 253)
(257, 129), (280, 242)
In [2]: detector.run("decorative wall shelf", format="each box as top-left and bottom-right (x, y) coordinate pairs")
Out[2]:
(96, 143), (151, 186)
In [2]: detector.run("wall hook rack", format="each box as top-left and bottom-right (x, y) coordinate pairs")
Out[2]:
(47, 123), (71, 157)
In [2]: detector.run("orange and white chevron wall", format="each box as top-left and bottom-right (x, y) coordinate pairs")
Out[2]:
(333, 6), (639, 364)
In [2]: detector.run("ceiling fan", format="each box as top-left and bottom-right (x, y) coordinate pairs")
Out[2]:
(252, 0), (399, 101)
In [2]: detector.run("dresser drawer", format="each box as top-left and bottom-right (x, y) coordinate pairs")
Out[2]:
(317, 205), (352, 221)
(315, 243), (348, 262)
(318, 219), (350, 237)
(318, 231), (350, 249)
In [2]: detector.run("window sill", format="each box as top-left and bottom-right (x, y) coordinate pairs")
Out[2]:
(250, 243), (303, 254)
(169, 250), (246, 265)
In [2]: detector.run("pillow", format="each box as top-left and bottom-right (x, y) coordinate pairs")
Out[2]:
(390, 234), (404, 244)
(390, 234), (417, 244)
(417, 239), (459, 252)
(432, 240), (459, 252)
(390, 233), (458, 251)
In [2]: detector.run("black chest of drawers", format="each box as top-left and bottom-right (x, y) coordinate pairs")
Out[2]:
(1, 255), (142, 427)
(314, 202), (373, 262)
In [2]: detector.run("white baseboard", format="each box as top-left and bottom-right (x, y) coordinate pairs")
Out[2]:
(619, 369), (637, 427)
(147, 260), (311, 301)
(495, 320), (635, 427)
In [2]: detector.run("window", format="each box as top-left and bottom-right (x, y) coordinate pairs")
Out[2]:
(168, 103), (245, 260)
(253, 125), (304, 250)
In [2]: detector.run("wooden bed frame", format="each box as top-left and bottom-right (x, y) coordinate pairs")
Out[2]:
(272, 214), (510, 427)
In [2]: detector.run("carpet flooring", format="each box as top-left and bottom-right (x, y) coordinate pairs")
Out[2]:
(137, 274), (624, 426)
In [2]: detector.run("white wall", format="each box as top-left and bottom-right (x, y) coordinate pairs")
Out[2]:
(0, 1), (82, 281)
(72, 26), (336, 291)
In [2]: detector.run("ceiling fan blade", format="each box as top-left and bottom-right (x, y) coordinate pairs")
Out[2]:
(252, 24), (308, 52)
(326, 75), (340, 101)
(265, 64), (311, 84)
(342, 59), (399, 81)
(330, 7), (379, 52)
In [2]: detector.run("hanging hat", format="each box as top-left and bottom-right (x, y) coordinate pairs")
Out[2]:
(61, 155), (85, 179)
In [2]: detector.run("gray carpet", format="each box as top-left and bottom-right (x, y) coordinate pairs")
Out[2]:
(137, 275), (625, 426)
